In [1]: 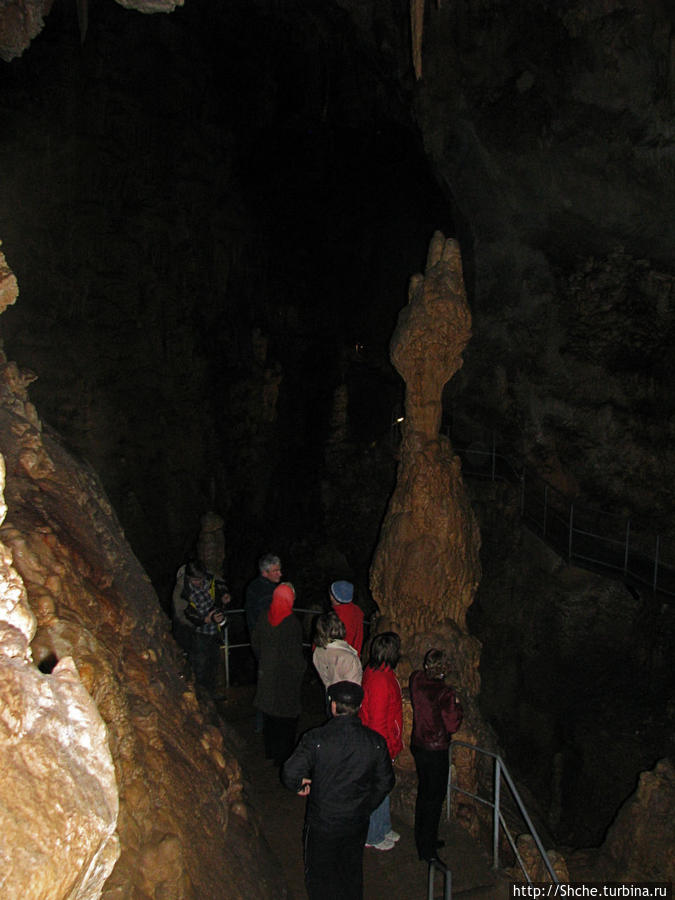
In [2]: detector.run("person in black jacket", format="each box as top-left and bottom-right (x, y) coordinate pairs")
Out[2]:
(281, 680), (395, 900)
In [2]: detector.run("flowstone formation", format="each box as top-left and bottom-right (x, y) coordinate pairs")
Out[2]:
(370, 232), (487, 835)
(0, 248), (282, 898)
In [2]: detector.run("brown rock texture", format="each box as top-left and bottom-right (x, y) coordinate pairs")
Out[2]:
(370, 232), (490, 838)
(599, 757), (675, 882)
(0, 248), (282, 898)
(370, 232), (481, 642)
(505, 834), (570, 885)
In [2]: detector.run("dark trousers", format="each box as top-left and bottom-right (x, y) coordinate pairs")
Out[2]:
(304, 822), (369, 900)
(190, 631), (221, 694)
(412, 745), (449, 861)
(262, 713), (298, 766)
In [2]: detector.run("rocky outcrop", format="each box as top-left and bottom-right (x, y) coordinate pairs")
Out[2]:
(598, 757), (675, 882)
(0, 454), (120, 900)
(568, 758), (675, 885)
(0, 249), (282, 898)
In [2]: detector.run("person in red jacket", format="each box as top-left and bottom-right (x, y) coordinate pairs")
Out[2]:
(409, 648), (463, 863)
(330, 580), (364, 655)
(359, 631), (403, 851)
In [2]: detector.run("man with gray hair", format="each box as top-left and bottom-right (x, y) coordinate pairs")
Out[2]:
(245, 553), (282, 641)
(245, 553), (282, 731)
(282, 680), (394, 900)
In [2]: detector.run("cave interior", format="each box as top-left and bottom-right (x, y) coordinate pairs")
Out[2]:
(0, 0), (674, 868)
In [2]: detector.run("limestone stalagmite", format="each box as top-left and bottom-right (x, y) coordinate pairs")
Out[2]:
(370, 231), (481, 641)
(369, 232), (487, 837)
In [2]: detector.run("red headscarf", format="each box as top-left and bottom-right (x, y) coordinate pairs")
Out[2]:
(267, 582), (295, 626)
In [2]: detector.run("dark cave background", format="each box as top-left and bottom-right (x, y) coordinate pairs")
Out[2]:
(0, 0), (673, 851)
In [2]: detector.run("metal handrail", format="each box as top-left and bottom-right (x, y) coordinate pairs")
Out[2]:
(427, 856), (451, 900)
(215, 606), (355, 689)
(448, 741), (559, 885)
(444, 428), (675, 601)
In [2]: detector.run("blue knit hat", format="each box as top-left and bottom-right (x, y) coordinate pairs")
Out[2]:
(330, 580), (354, 604)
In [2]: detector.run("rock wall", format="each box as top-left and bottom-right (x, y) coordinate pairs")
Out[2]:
(467, 473), (675, 857)
(0, 250), (282, 899)
(410, 0), (675, 531)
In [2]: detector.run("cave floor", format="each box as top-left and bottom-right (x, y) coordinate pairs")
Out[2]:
(218, 675), (510, 900)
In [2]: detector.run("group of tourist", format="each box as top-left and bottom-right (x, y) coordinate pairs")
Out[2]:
(172, 549), (464, 900)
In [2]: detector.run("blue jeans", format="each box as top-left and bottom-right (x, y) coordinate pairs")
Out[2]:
(367, 794), (391, 845)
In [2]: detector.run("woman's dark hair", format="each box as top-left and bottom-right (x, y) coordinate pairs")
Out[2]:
(367, 631), (401, 669)
(423, 648), (445, 677)
(314, 611), (346, 648)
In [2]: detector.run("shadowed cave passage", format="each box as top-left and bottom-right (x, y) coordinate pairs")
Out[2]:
(0, 0), (454, 606)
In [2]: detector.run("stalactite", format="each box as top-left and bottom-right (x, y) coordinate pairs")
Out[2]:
(410, 0), (425, 80)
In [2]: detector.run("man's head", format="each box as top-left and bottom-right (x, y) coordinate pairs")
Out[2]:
(327, 680), (363, 716)
(259, 553), (282, 583)
(330, 580), (353, 606)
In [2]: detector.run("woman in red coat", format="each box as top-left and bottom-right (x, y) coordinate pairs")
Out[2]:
(359, 631), (402, 851)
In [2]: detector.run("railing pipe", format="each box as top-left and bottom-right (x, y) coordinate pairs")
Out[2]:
(497, 760), (559, 883)
(448, 741), (560, 885)
(428, 857), (451, 900)
(493, 757), (501, 869)
(624, 519), (631, 576)
(222, 623), (230, 689)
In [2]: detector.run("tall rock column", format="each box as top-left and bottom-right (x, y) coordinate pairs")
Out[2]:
(371, 231), (481, 640)
(370, 232), (486, 835)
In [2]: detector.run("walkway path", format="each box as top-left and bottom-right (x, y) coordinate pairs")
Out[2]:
(218, 679), (511, 899)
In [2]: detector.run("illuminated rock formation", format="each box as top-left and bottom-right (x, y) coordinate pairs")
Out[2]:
(370, 231), (481, 644)
(0, 247), (281, 899)
(369, 231), (486, 835)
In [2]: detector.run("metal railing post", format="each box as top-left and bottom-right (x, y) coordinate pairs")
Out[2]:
(520, 470), (526, 516)
(446, 745), (453, 820)
(568, 503), (574, 562)
(624, 519), (630, 577)
(653, 534), (660, 593)
(491, 432), (497, 481)
(493, 757), (501, 870)
(223, 623), (230, 689)
(428, 858), (452, 900)
(448, 741), (560, 885)
(543, 485), (548, 537)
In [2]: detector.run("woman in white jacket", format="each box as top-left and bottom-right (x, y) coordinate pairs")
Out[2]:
(312, 610), (362, 690)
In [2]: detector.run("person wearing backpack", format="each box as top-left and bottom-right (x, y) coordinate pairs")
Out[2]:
(409, 648), (463, 864)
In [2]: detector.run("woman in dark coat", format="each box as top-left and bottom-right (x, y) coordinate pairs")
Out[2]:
(252, 581), (306, 766)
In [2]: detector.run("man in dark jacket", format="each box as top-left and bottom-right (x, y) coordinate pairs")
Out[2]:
(244, 553), (282, 641)
(245, 553), (282, 732)
(281, 680), (395, 900)
(409, 648), (463, 863)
